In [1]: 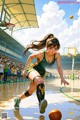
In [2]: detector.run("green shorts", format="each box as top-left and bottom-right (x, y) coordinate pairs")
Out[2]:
(26, 62), (39, 78)
(26, 62), (46, 78)
(26, 67), (35, 77)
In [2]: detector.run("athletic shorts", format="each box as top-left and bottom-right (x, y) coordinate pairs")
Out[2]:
(26, 62), (46, 78)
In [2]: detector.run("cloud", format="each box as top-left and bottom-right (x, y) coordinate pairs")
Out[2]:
(78, 8), (80, 16)
(77, 0), (80, 2)
(13, 1), (80, 54)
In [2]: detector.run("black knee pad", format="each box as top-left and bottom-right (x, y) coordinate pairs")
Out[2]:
(36, 83), (45, 102)
(24, 90), (32, 97)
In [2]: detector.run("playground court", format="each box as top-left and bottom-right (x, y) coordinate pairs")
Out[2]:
(0, 78), (80, 120)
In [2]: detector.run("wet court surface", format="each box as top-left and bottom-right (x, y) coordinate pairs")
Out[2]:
(0, 78), (80, 120)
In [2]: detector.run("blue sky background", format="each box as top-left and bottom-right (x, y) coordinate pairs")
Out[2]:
(35, 0), (79, 26)
(12, 0), (80, 55)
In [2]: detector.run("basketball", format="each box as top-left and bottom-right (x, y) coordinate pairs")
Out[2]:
(70, 15), (74, 19)
(48, 109), (62, 120)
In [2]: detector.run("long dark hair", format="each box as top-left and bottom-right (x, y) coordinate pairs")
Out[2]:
(23, 33), (60, 55)
(46, 37), (60, 50)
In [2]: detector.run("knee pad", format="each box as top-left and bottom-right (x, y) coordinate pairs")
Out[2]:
(36, 83), (45, 102)
(24, 90), (32, 97)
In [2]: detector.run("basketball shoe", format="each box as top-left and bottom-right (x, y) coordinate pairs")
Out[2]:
(39, 99), (48, 114)
(14, 98), (20, 110)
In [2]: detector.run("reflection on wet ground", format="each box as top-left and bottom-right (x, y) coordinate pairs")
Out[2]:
(0, 78), (80, 120)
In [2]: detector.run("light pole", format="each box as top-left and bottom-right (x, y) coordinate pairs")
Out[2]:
(68, 53), (75, 80)
(71, 56), (74, 80)
(68, 47), (76, 93)
(68, 47), (76, 80)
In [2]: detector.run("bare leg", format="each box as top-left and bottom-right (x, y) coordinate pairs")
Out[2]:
(19, 81), (36, 100)
(28, 70), (48, 113)
(14, 70), (47, 113)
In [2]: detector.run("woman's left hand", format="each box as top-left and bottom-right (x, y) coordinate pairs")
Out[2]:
(61, 79), (69, 86)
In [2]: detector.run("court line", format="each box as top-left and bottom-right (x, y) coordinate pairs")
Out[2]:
(60, 87), (80, 102)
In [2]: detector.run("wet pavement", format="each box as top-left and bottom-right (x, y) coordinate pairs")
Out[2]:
(0, 78), (80, 120)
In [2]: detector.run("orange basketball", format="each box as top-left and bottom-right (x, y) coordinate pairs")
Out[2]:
(70, 15), (74, 19)
(48, 109), (62, 120)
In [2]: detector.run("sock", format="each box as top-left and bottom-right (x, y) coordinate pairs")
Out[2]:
(36, 83), (45, 103)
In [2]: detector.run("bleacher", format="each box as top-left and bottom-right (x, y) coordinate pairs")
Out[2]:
(0, 29), (31, 83)
(0, 28), (30, 64)
(45, 55), (80, 79)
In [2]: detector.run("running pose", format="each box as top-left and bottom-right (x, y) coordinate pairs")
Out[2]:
(14, 33), (69, 114)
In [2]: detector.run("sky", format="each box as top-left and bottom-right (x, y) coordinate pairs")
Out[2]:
(12, 0), (80, 55)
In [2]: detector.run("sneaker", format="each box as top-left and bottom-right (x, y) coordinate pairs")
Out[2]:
(39, 99), (48, 114)
(14, 98), (20, 110)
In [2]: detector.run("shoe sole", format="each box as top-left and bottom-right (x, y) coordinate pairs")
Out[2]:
(40, 99), (48, 114)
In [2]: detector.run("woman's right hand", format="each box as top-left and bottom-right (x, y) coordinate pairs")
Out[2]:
(22, 69), (26, 77)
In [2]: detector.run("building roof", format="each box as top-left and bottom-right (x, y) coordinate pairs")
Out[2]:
(0, 0), (39, 31)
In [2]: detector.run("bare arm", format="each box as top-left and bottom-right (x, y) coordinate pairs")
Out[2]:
(23, 51), (43, 76)
(24, 54), (36, 70)
(56, 53), (69, 86)
(24, 51), (43, 69)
